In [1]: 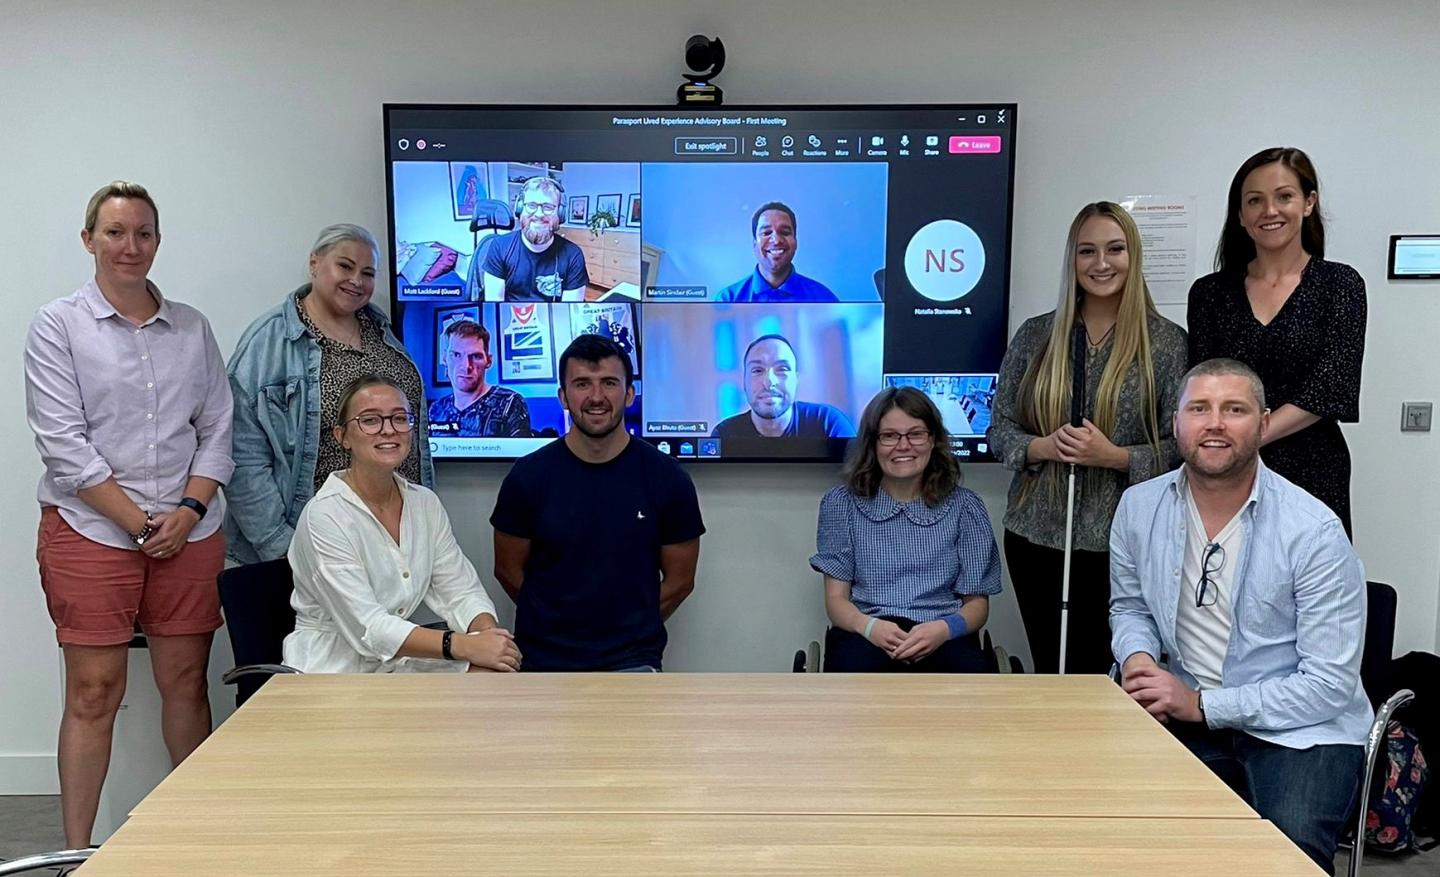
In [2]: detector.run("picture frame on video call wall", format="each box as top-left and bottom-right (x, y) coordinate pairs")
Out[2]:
(596, 193), (622, 223)
(567, 195), (589, 225)
(626, 193), (642, 228)
(449, 163), (486, 222)
(568, 303), (641, 379)
(498, 302), (557, 383)
(434, 304), (483, 385)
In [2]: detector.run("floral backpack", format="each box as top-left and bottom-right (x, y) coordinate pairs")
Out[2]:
(1365, 721), (1431, 853)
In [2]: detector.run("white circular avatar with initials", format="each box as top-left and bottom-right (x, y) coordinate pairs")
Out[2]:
(903, 219), (986, 302)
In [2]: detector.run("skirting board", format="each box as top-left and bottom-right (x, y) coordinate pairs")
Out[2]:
(0, 755), (59, 795)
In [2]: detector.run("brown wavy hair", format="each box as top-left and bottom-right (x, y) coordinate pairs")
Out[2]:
(843, 387), (960, 506)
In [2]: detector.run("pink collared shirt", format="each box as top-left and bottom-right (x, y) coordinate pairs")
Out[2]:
(25, 278), (234, 549)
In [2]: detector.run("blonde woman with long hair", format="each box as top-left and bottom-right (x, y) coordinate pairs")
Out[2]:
(987, 202), (1188, 674)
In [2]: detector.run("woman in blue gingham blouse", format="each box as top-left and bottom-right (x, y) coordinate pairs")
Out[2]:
(810, 387), (1002, 672)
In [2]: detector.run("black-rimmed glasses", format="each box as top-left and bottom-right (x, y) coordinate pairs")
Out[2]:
(1195, 542), (1225, 608)
(346, 413), (416, 435)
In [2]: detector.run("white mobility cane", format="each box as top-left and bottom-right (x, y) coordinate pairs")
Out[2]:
(1058, 323), (1087, 675)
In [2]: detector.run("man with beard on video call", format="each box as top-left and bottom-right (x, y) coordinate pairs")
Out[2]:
(481, 176), (589, 302)
(711, 334), (855, 454)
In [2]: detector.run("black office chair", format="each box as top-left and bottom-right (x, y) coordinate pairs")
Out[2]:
(218, 558), (458, 701)
(1359, 581), (1397, 710)
(793, 628), (1022, 673)
(217, 557), (301, 707)
(464, 198), (515, 300)
(0, 848), (94, 875)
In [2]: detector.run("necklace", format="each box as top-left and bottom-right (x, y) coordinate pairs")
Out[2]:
(1082, 319), (1116, 350)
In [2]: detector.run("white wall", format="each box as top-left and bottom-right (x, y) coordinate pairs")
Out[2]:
(3, 0), (1437, 793)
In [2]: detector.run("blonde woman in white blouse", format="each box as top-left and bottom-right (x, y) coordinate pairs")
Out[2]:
(285, 375), (520, 673)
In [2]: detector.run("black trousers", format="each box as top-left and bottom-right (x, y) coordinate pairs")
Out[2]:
(1003, 530), (1113, 674)
(823, 617), (990, 673)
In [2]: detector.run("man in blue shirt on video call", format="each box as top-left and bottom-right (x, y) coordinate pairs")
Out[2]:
(714, 202), (838, 303)
(711, 334), (855, 443)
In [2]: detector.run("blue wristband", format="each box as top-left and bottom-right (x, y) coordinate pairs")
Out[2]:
(942, 613), (968, 640)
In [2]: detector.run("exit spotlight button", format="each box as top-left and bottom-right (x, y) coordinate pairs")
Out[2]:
(948, 136), (1003, 154)
(674, 137), (738, 155)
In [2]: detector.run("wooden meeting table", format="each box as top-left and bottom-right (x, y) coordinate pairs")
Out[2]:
(78, 673), (1322, 875)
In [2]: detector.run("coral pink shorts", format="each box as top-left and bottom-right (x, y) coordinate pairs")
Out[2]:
(37, 507), (224, 647)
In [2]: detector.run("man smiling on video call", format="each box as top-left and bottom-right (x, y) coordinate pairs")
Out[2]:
(714, 202), (838, 303)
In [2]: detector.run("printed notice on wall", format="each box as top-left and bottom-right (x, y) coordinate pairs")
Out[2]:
(1118, 195), (1197, 304)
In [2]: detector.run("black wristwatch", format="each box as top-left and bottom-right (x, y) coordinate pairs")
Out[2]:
(441, 630), (455, 661)
(130, 515), (157, 547)
(178, 497), (208, 520)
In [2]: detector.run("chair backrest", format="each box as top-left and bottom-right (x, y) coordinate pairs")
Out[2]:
(466, 198), (516, 300)
(1361, 581), (1398, 710)
(217, 557), (296, 702)
(0, 848), (94, 875)
(470, 198), (514, 234)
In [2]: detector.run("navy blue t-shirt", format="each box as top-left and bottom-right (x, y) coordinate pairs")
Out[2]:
(481, 231), (589, 302)
(711, 400), (855, 439)
(710, 401), (856, 459)
(490, 438), (705, 670)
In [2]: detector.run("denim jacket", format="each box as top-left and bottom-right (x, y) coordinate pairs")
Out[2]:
(1110, 462), (1371, 749)
(222, 286), (435, 564)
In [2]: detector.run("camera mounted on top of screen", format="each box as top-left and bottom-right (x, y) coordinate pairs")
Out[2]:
(677, 35), (725, 106)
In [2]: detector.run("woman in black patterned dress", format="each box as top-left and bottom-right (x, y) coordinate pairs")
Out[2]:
(1187, 147), (1366, 537)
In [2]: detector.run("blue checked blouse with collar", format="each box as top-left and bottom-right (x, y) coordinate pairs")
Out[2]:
(810, 484), (1002, 621)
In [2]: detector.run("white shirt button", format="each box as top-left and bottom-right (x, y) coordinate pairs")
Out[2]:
(141, 354), (149, 361)
(148, 443), (155, 450)
(133, 329), (140, 335)
(146, 413), (154, 420)
(146, 382), (154, 389)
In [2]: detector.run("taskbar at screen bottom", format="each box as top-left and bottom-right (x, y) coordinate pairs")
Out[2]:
(429, 434), (996, 462)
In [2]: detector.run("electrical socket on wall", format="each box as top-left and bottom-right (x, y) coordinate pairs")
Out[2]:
(1401, 401), (1432, 432)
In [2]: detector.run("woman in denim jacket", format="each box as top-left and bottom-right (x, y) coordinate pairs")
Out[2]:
(224, 224), (435, 565)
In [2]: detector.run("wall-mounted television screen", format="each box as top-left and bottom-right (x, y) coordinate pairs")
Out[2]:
(385, 104), (1016, 462)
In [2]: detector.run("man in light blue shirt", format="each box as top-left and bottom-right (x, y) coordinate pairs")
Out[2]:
(1110, 358), (1369, 875)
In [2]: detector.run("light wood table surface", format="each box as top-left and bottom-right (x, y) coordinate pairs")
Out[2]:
(129, 673), (1255, 821)
(82, 812), (1321, 876)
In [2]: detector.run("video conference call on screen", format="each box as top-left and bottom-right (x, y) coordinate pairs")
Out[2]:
(385, 104), (1016, 462)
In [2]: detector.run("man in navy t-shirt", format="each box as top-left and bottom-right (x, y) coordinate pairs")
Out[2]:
(711, 334), (855, 456)
(480, 177), (589, 302)
(490, 335), (704, 671)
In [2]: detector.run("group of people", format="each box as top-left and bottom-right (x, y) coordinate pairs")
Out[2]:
(25, 144), (1369, 874)
(977, 146), (1367, 874)
(471, 178), (842, 304)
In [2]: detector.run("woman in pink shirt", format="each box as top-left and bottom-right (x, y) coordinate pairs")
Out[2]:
(24, 181), (234, 847)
